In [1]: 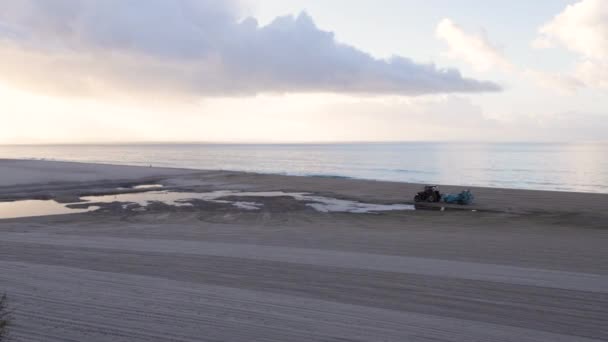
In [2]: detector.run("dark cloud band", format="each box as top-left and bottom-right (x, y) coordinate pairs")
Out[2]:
(0, 0), (501, 97)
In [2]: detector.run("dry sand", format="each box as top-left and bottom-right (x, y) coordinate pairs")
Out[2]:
(0, 159), (607, 341)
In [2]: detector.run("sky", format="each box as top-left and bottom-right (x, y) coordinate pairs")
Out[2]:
(0, 0), (606, 143)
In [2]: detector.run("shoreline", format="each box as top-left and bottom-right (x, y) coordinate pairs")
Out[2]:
(2, 157), (607, 196)
(1, 158), (607, 219)
(3, 143), (608, 193)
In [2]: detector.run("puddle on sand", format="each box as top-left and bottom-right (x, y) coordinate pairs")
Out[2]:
(0, 200), (99, 219)
(0, 190), (414, 219)
(79, 191), (264, 211)
(81, 191), (199, 208)
(116, 184), (164, 191)
(80, 190), (415, 214)
(132, 184), (164, 189)
(216, 191), (414, 213)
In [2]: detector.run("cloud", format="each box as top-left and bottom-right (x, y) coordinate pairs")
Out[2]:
(533, 0), (608, 90)
(0, 0), (500, 99)
(436, 19), (513, 72)
(436, 18), (573, 92)
(535, 0), (608, 60)
(438, 11), (607, 94)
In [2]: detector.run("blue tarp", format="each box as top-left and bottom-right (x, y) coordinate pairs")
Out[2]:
(442, 190), (474, 205)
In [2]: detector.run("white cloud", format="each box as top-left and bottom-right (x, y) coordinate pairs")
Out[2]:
(435, 18), (577, 93)
(535, 0), (608, 59)
(533, 0), (608, 90)
(436, 18), (513, 72)
(439, 7), (608, 94)
(0, 0), (500, 100)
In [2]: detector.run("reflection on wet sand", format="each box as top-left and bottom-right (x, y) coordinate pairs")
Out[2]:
(1, 190), (415, 219)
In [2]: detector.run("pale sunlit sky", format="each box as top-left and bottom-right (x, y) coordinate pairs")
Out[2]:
(0, 0), (606, 143)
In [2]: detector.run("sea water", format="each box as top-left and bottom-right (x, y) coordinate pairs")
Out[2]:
(0, 142), (606, 193)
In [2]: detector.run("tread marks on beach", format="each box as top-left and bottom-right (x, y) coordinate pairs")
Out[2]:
(0, 240), (607, 340)
(0, 261), (603, 342)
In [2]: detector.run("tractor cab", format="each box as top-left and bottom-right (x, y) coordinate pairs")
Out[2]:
(414, 185), (442, 203)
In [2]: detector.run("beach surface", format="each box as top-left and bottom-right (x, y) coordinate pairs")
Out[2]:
(0, 159), (607, 341)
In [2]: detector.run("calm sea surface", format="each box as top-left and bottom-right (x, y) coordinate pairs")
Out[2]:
(1, 143), (607, 193)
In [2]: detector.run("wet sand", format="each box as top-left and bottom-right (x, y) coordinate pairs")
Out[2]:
(0, 159), (607, 341)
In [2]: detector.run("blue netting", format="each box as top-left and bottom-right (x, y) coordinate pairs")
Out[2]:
(442, 190), (474, 205)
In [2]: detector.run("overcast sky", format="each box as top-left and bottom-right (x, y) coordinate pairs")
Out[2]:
(0, 0), (606, 143)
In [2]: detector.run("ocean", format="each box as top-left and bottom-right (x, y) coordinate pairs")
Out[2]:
(1, 142), (606, 193)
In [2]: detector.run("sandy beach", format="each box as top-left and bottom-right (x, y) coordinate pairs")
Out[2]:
(0, 159), (607, 342)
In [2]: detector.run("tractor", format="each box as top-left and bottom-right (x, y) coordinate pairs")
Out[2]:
(414, 185), (442, 203)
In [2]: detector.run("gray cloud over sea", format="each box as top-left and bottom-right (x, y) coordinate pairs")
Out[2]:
(0, 0), (500, 98)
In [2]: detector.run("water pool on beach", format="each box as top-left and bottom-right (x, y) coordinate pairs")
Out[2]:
(132, 184), (163, 190)
(79, 190), (415, 213)
(0, 199), (99, 219)
(0, 190), (415, 219)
